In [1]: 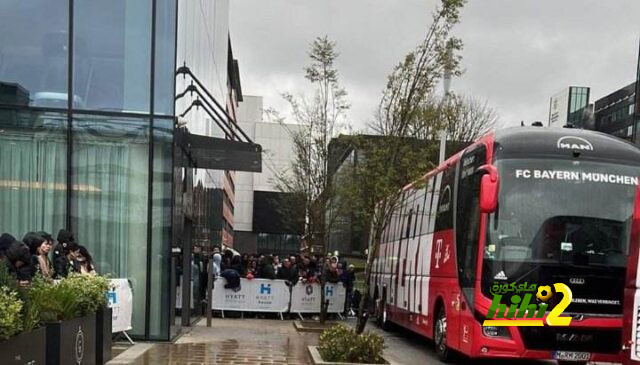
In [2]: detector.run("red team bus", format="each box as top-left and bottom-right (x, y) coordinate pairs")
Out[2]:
(370, 126), (640, 364)
(623, 182), (640, 365)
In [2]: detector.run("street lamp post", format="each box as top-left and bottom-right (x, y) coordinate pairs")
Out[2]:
(439, 69), (452, 164)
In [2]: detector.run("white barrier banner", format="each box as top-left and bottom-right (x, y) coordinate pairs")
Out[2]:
(290, 282), (346, 313)
(326, 282), (347, 313)
(107, 279), (133, 333)
(175, 280), (194, 310)
(211, 278), (290, 313)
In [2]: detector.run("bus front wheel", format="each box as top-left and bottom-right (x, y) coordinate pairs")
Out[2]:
(434, 306), (453, 362)
(376, 299), (391, 331)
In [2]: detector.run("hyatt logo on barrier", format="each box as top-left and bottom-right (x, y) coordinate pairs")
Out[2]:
(257, 283), (274, 305)
(260, 283), (271, 295)
(325, 286), (334, 296)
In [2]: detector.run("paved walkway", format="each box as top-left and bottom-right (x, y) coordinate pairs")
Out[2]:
(123, 318), (318, 365)
(110, 318), (614, 365)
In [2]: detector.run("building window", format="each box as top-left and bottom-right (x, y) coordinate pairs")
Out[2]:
(149, 117), (173, 339)
(71, 114), (150, 336)
(73, 0), (152, 112)
(154, 0), (177, 116)
(0, 109), (67, 236)
(0, 0), (69, 107)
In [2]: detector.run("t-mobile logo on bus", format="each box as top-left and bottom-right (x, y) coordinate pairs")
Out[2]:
(483, 283), (573, 327)
(434, 239), (450, 269)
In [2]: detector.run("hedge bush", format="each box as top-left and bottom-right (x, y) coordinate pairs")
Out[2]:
(30, 274), (110, 323)
(0, 286), (23, 340)
(318, 324), (385, 364)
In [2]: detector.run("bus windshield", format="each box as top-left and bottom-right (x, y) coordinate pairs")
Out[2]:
(485, 158), (639, 269)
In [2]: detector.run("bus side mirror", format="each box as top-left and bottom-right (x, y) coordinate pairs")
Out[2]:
(478, 164), (499, 213)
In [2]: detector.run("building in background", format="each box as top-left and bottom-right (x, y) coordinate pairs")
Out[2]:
(548, 86), (591, 128)
(0, 0), (258, 341)
(590, 41), (640, 143)
(234, 96), (304, 256)
(593, 81), (637, 141)
(326, 135), (469, 258)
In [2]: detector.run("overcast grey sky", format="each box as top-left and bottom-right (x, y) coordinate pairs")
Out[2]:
(230, 0), (640, 131)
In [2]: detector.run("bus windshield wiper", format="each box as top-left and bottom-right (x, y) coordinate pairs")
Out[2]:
(508, 262), (545, 286)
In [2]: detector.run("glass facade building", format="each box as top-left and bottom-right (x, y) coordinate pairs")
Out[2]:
(548, 86), (591, 128)
(0, 0), (177, 340)
(594, 82), (637, 141)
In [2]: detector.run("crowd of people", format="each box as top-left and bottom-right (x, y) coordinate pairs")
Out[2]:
(204, 249), (359, 315)
(0, 229), (96, 285)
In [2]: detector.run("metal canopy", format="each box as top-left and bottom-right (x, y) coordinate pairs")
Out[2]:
(176, 129), (262, 172)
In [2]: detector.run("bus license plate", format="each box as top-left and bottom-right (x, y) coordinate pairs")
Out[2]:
(553, 351), (591, 361)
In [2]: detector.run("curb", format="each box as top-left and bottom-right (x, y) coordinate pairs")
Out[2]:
(106, 343), (154, 365)
(294, 320), (329, 333)
(307, 346), (390, 365)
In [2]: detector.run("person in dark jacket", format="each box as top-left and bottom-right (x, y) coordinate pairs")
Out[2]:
(53, 229), (76, 278)
(276, 258), (298, 286)
(220, 256), (242, 292)
(256, 255), (276, 280)
(24, 233), (53, 280)
(57, 241), (81, 278)
(5, 241), (33, 285)
(226, 254), (243, 276)
(0, 233), (16, 257)
(341, 264), (357, 315)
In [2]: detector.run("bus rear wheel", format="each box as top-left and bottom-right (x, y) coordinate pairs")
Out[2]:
(434, 307), (453, 362)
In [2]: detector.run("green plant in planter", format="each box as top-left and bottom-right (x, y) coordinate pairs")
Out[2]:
(62, 274), (110, 315)
(0, 286), (24, 340)
(0, 261), (40, 332)
(28, 274), (110, 323)
(318, 324), (385, 364)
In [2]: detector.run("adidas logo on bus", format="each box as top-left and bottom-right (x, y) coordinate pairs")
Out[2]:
(494, 271), (507, 280)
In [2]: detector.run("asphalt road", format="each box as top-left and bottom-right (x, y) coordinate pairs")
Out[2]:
(355, 319), (613, 365)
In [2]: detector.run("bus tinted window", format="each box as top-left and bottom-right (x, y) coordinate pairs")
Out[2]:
(456, 146), (486, 292)
(435, 168), (455, 231)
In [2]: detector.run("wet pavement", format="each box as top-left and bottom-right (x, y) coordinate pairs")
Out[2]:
(110, 317), (615, 365)
(127, 318), (317, 364)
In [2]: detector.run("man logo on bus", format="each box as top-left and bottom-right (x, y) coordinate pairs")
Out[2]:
(557, 136), (593, 151)
(483, 283), (573, 327)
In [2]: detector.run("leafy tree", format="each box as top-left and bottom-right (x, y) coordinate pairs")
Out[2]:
(352, 0), (467, 334)
(273, 36), (350, 323)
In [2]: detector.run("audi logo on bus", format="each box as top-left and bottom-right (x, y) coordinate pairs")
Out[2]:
(557, 136), (593, 151)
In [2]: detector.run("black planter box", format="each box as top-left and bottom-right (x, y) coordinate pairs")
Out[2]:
(46, 313), (97, 365)
(96, 307), (112, 364)
(0, 326), (47, 364)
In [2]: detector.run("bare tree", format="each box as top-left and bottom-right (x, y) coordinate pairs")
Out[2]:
(408, 93), (498, 141)
(445, 93), (498, 142)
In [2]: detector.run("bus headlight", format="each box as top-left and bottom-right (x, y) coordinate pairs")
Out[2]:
(482, 326), (511, 339)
